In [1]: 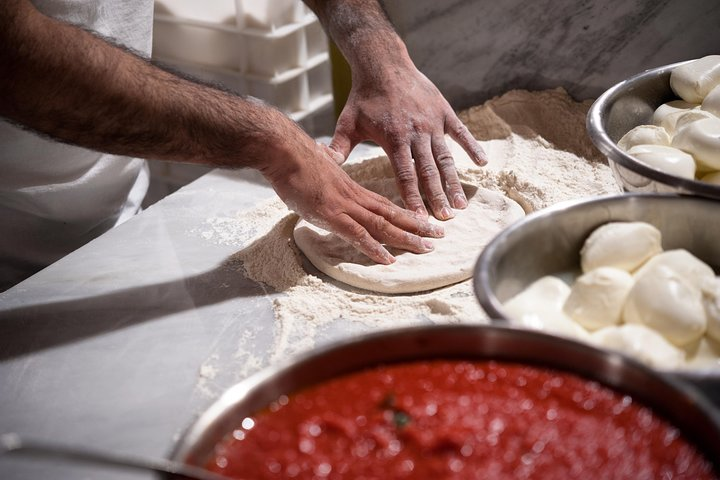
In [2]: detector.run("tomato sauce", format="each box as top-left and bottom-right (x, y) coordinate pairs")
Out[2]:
(206, 360), (716, 479)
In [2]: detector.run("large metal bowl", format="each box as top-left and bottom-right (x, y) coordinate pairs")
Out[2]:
(473, 193), (720, 394)
(587, 59), (720, 199)
(168, 324), (720, 475)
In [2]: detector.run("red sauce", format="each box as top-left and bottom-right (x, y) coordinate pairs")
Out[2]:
(207, 360), (716, 479)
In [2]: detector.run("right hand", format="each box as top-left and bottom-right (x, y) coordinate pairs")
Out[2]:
(259, 125), (444, 265)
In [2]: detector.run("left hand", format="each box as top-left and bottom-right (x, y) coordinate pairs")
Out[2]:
(328, 64), (487, 220)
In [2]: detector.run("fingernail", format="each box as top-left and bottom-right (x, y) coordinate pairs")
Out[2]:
(439, 207), (455, 220)
(422, 239), (434, 251)
(415, 207), (428, 219)
(432, 225), (445, 237)
(453, 194), (468, 209)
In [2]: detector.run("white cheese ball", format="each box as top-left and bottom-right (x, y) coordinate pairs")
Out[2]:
(590, 324), (685, 369)
(580, 221), (662, 273)
(623, 264), (707, 346)
(700, 276), (720, 342)
(670, 55), (720, 103)
(652, 100), (699, 126)
(671, 116), (720, 171)
(503, 276), (590, 340)
(617, 125), (670, 151)
(625, 144), (696, 179)
(683, 336), (720, 370)
(701, 84), (720, 117)
(657, 109), (716, 136)
(634, 249), (716, 290)
(563, 267), (634, 330)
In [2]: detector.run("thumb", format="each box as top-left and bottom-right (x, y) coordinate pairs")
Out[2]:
(328, 127), (354, 165)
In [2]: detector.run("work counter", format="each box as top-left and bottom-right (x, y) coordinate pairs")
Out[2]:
(2, 144), (720, 479)
(0, 146), (373, 479)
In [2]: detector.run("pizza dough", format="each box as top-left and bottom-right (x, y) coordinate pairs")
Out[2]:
(293, 177), (525, 294)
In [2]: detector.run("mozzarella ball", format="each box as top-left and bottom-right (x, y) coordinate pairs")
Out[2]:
(580, 221), (662, 273)
(590, 324), (685, 369)
(617, 125), (670, 151)
(652, 100), (699, 126)
(700, 276), (720, 342)
(671, 116), (720, 171)
(670, 55), (720, 103)
(503, 276), (589, 340)
(626, 144), (696, 179)
(623, 264), (707, 346)
(701, 84), (720, 117)
(563, 267), (634, 330)
(658, 109), (716, 136)
(634, 249), (715, 290)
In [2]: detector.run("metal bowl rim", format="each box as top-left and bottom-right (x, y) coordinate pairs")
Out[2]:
(169, 322), (720, 468)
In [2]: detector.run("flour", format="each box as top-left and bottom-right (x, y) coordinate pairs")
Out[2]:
(198, 88), (621, 367)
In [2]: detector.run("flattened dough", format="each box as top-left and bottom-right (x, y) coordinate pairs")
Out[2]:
(293, 179), (525, 294)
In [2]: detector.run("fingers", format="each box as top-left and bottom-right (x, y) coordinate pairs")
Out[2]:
(431, 134), (467, 209)
(412, 138), (454, 220)
(363, 191), (444, 239)
(388, 145), (427, 218)
(332, 213), (396, 265)
(446, 115), (488, 166)
(328, 125), (355, 165)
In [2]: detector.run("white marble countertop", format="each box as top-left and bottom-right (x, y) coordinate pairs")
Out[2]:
(2, 144), (719, 479)
(0, 143), (388, 479)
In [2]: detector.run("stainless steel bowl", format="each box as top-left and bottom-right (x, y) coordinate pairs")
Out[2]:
(587, 59), (720, 199)
(473, 193), (720, 391)
(169, 324), (720, 474)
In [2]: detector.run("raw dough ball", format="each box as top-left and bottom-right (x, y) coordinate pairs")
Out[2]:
(580, 221), (662, 273)
(617, 125), (670, 151)
(671, 116), (720, 171)
(503, 276), (589, 340)
(652, 100), (699, 126)
(623, 264), (706, 346)
(701, 84), (720, 117)
(670, 55), (720, 103)
(562, 267), (634, 330)
(590, 324), (685, 369)
(293, 181), (524, 294)
(625, 144), (696, 179)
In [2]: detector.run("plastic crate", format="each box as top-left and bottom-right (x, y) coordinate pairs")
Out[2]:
(237, 0), (310, 31)
(154, 0), (239, 26)
(153, 15), (247, 71)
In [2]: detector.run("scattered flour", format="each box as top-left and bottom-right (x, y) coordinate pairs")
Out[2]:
(197, 89), (621, 365)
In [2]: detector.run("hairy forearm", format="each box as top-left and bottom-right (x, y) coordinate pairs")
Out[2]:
(303, 0), (413, 83)
(0, 0), (301, 170)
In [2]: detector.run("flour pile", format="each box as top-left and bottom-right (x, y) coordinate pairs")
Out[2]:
(218, 88), (620, 360)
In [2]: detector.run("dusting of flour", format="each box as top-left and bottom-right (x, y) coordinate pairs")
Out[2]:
(202, 89), (621, 364)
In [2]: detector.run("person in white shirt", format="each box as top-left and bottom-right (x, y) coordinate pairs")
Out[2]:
(0, 0), (487, 291)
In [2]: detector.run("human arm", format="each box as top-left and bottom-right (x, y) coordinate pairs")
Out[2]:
(303, 0), (488, 220)
(0, 0), (443, 264)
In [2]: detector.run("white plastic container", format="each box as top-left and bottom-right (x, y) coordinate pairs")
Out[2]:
(243, 22), (307, 77)
(237, 0), (308, 31)
(305, 19), (328, 60)
(153, 15), (247, 71)
(307, 56), (332, 103)
(154, 0), (240, 26)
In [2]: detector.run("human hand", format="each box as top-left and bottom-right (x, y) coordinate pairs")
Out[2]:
(329, 64), (487, 220)
(260, 122), (444, 264)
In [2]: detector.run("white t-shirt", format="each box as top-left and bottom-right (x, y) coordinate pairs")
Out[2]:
(0, 0), (154, 290)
